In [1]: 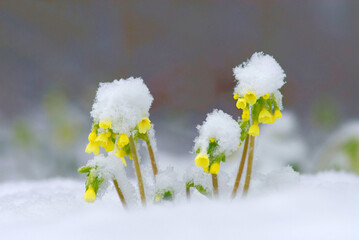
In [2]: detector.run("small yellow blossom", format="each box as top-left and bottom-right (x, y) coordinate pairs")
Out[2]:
(209, 162), (220, 174)
(138, 118), (151, 134)
(263, 93), (270, 100)
(95, 133), (109, 147)
(195, 154), (209, 168)
(85, 142), (100, 155)
(236, 98), (246, 109)
(210, 138), (215, 143)
(118, 134), (129, 148)
(104, 140), (115, 152)
(248, 122), (259, 136)
(84, 186), (96, 203)
(155, 195), (162, 202)
(233, 93), (239, 100)
(115, 148), (127, 166)
(274, 109), (282, 119)
(244, 91), (257, 105)
(242, 108), (250, 121)
(88, 130), (97, 142)
(203, 166), (209, 173)
(238, 143), (241, 148)
(99, 120), (112, 130)
(258, 108), (273, 124)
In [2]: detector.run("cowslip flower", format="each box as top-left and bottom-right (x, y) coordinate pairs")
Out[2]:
(84, 186), (96, 203)
(138, 118), (151, 134)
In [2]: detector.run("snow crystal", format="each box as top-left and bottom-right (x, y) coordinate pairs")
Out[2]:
(194, 109), (240, 156)
(91, 77), (153, 135)
(233, 52), (286, 98)
(184, 166), (212, 194)
(155, 167), (181, 196)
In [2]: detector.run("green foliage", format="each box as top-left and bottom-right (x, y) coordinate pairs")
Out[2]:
(186, 181), (208, 196)
(155, 188), (174, 201)
(78, 166), (92, 173)
(341, 138), (359, 172)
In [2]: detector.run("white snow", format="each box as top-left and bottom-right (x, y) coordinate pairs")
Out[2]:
(233, 52), (286, 98)
(194, 109), (240, 156)
(1, 171), (358, 240)
(91, 77), (154, 135)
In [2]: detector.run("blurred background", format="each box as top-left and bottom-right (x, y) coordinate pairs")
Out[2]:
(1, 0), (359, 181)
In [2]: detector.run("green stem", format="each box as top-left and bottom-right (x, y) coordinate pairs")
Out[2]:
(212, 174), (218, 198)
(243, 135), (255, 196)
(231, 136), (249, 198)
(113, 179), (127, 209)
(146, 139), (158, 179)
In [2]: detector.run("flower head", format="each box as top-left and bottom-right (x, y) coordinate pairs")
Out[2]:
(236, 98), (247, 109)
(85, 142), (100, 155)
(242, 108), (250, 121)
(248, 122), (259, 136)
(138, 118), (151, 134)
(84, 186), (96, 203)
(263, 93), (270, 99)
(104, 140), (115, 152)
(99, 120), (112, 129)
(274, 109), (282, 119)
(118, 134), (129, 148)
(259, 108), (273, 124)
(195, 154), (209, 168)
(95, 133), (109, 147)
(233, 93), (239, 100)
(209, 162), (220, 174)
(244, 91), (257, 105)
(88, 130), (97, 142)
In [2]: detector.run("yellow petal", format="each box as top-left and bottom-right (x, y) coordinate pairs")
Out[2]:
(263, 93), (270, 100)
(85, 142), (100, 155)
(118, 134), (129, 148)
(210, 138), (215, 143)
(233, 93), (239, 100)
(88, 130), (97, 142)
(236, 98), (246, 109)
(138, 118), (151, 134)
(195, 154), (209, 168)
(84, 186), (96, 203)
(155, 195), (162, 202)
(244, 91), (257, 105)
(115, 148), (126, 158)
(258, 108), (273, 124)
(242, 108), (250, 121)
(99, 120), (112, 129)
(104, 140), (115, 152)
(248, 122), (259, 136)
(209, 162), (220, 174)
(95, 133), (109, 147)
(274, 109), (282, 119)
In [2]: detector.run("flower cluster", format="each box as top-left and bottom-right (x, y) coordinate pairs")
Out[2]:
(233, 52), (286, 141)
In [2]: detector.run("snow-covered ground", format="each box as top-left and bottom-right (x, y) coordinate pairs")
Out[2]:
(1, 171), (358, 240)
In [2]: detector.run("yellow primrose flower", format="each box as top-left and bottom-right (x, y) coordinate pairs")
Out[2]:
(84, 186), (96, 203)
(155, 195), (162, 202)
(210, 138), (215, 143)
(203, 166), (209, 173)
(118, 134), (129, 148)
(85, 142), (100, 155)
(236, 98), (246, 109)
(209, 162), (220, 174)
(242, 108), (250, 121)
(99, 120), (112, 130)
(244, 91), (257, 105)
(233, 93), (239, 100)
(115, 148), (127, 166)
(258, 108), (273, 124)
(263, 93), (270, 100)
(248, 122), (259, 136)
(274, 109), (282, 119)
(138, 118), (151, 134)
(95, 133), (109, 147)
(195, 154), (209, 168)
(88, 130), (97, 142)
(104, 140), (115, 152)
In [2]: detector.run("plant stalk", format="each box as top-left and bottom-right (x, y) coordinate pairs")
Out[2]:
(243, 135), (255, 196)
(212, 174), (218, 198)
(186, 185), (190, 200)
(231, 136), (249, 198)
(129, 135), (146, 206)
(146, 139), (158, 178)
(113, 179), (127, 209)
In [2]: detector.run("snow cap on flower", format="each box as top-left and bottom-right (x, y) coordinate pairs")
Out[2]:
(233, 52), (286, 98)
(91, 77), (154, 135)
(194, 109), (240, 156)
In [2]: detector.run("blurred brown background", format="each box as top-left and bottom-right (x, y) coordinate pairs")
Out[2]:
(1, 0), (358, 179)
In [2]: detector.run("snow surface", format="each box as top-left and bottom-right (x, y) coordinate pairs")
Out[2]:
(1, 172), (358, 240)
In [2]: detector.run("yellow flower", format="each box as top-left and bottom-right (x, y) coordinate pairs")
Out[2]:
(95, 133), (109, 147)
(88, 130), (97, 142)
(233, 93), (239, 100)
(236, 98), (246, 109)
(248, 122), (259, 136)
(238, 143), (241, 148)
(118, 134), (129, 148)
(244, 91), (257, 105)
(104, 140), (115, 152)
(242, 108), (250, 121)
(209, 162), (220, 174)
(85, 142), (100, 155)
(84, 186), (96, 203)
(115, 148), (127, 166)
(203, 166), (209, 173)
(274, 109), (282, 119)
(155, 195), (162, 202)
(263, 93), (270, 100)
(210, 138), (215, 143)
(258, 108), (273, 124)
(195, 154), (209, 168)
(138, 118), (151, 134)
(99, 120), (112, 129)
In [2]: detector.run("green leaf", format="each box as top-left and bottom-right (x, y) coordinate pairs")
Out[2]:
(78, 166), (92, 173)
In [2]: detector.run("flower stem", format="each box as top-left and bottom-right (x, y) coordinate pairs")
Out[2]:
(113, 179), (127, 209)
(231, 136), (249, 198)
(186, 185), (190, 200)
(212, 174), (218, 198)
(129, 135), (146, 206)
(243, 135), (255, 196)
(145, 139), (158, 178)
